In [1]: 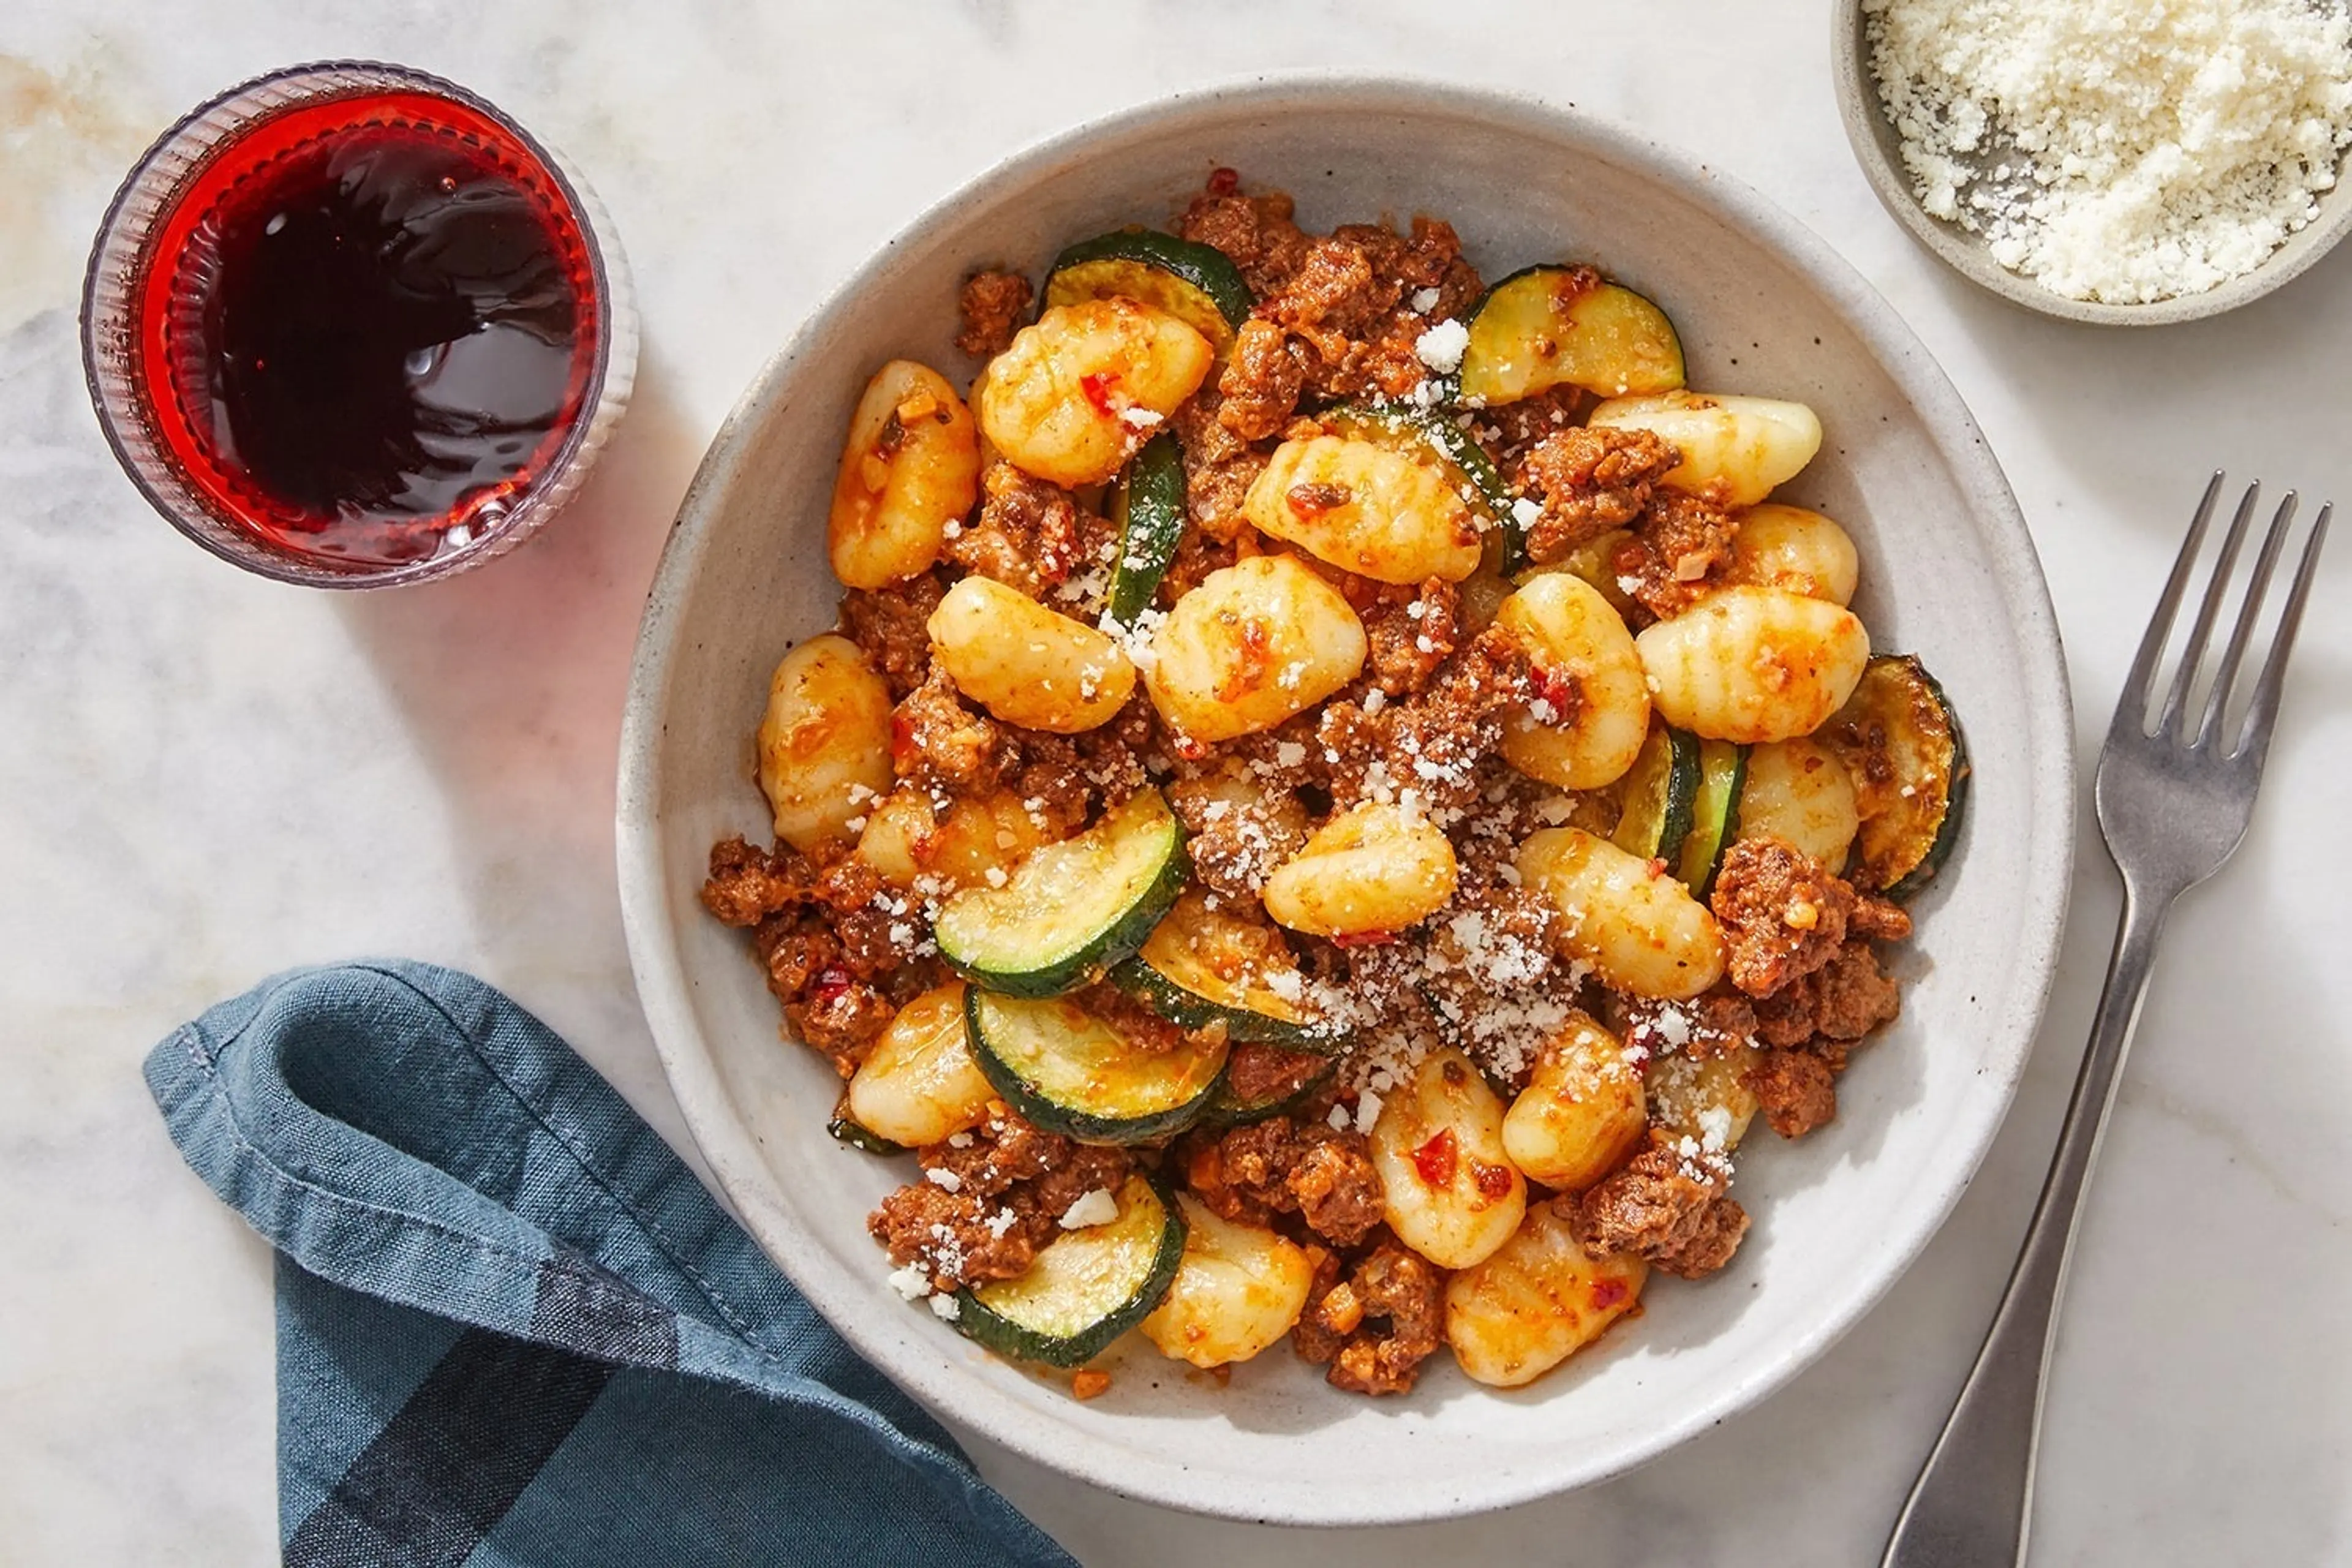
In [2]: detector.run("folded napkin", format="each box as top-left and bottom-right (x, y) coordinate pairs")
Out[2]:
(143, 960), (1075, 1567)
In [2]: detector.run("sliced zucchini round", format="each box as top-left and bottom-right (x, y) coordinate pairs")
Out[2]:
(1108, 889), (1331, 1050)
(1200, 1045), (1337, 1128)
(966, 988), (1229, 1144)
(1457, 266), (1687, 407)
(954, 1173), (1186, 1367)
(935, 790), (1188, 998)
(1610, 722), (1702, 862)
(1107, 429), (1185, 627)
(1822, 655), (1969, 899)
(1676, 739), (1749, 901)
(1042, 230), (1254, 355)
(826, 1106), (905, 1156)
(1322, 401), (1513, 542)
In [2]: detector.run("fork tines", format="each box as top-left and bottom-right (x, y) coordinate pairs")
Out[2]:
(2122, 471), (2334, 762)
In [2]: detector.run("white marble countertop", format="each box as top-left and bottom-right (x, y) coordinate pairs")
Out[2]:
(5, 4), (2350, 1562)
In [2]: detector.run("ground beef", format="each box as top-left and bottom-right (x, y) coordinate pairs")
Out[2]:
(948, 463), (1093, 598)
(1166, 771), (1311, 899)
(1710, 836), (1861, 1000)
(1752, 937), (1904, 1048)
(1177, 182), (1313, 296)
(1611, 989), (1759, 1062)
(1574, 1139), (1749, 1279)
(837, 575), (944, 699)
(752, 907), (836, 999)
(891, 666), (1012, 794)
(1249, 219), (1482, 405)
(1223, 1044), (1330, 1105)
(700, 837), (812, 927)
(1361, 577), (1462, 697)
(870, 1114), (1134, 1291)
(1217, 318), (1313, 440)
(1615, 489), (1741, 621)
(996, 732), (1097, 841)
(1744, 1048), (1839, 1138)
(1180, 1116), (1385, 1246)
(1291, 1238), (1447, 1395)
(1517, 426), (1681, 564)
(1073, 979), (1190, 1054)
(785, 974), (894, 1076)
(1159, 526), (1242, 604)
(956, 269), (1033, 358)
(1318, 626), (1531, 815)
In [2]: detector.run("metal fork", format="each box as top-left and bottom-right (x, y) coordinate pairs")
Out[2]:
(1882, 474), (2334, 1567)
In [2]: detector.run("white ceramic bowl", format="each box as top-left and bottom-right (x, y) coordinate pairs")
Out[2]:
(618, 76), (2075, 1525)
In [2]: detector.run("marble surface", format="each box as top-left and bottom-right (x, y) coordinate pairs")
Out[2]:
(2, 4), (2347, 1563)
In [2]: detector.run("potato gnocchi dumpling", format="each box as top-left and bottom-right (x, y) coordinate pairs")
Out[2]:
(1445, 1202), (1647, 1388)
(1517, 826), (1727, 1000)
(854, 786), (1058, 892)
(977, 298), (1214, 488)
(928, 575), (1136, 733)
(1262, 802), (1459, 939)
(1243, 434), (1485, 584)
(1144, 554), (1367, 744)
(1501, 1012), (1651, 1192)
(1140, 1194), (1316, 1368)
(1717, 503), (1859, 605)
(1494, 571), (1653, 791)
(1647, 1043), (1762, 1154)
(1371, 1047), (1527, 1272)
(826, 360), (981, 590)
(756, 635), (896, 857)
(1635, 586), (1871, 744)
(1588, 390), (1822, 508)
(1735, 736), (1861, 869)
(846, 983), (995, 1147)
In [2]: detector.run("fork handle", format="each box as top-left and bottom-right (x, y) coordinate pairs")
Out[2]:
(1881, 886), (2175, 1567)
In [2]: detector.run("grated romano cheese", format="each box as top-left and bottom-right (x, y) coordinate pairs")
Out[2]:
(1864, 0), (2352, 302)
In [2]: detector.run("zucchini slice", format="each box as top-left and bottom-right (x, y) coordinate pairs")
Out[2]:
(1107, 429), (1185, 627)
(826, 1105), (904, 1156)
(955, 1174), (1186, 1366)
(1042, 230), (1254, 355)
(1610, 722), (1702, 862)
(935, 790), (1187, 998)
(1822, 655), (1969, 899)
(1108, 889), (1331, 1050)
(1200, 1046), (1337, 1128)
(1322, 401), (1513, 543)
(1676, 739), (1749, 901)
(1457, 266), (1687, 407)
(966, 987), (1228, 1143)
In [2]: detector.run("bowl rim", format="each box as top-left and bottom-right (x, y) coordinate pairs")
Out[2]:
(617, 70), (2078, 1525)
(1831, 0), (2352, 327)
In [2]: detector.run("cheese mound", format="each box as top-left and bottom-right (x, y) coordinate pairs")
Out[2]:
(1864, 0), (2352, 303)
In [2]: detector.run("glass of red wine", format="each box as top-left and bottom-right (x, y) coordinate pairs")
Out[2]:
(81, 61), (636, 587)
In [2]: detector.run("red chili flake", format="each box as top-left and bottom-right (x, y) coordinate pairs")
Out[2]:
(1207, 166), (1240, 197)
(1079, 371), (1121, 416)
(1331, 929), (1396, 949)
(1472, 1161), (1515, 1200)
(810, 965), (855, 1004)
(1532, 665), (1581, 712)
(1411, 1128), (1458, 1187)
(1590, 1278), (1629, 1311)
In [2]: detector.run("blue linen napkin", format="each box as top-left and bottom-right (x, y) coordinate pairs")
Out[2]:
(142, 959), (1076, 1567)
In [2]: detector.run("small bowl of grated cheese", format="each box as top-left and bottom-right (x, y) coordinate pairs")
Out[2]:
(1836, 0), (2352, 323)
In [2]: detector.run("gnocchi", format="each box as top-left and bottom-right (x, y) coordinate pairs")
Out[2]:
(1635, 586), (1870, 744)
(1647, 1043), (1760, 1153)
(1548, 527), (1643, 622)
(1370, 1047), (1527, 1272)
(826, 360), (981, 590)
(1517, 826), (1727, 1000)
(928, 575), (1136, 733)
(1242, 435), (1484, 584)
(1718, 503), (1858, 605)
(1144, 555), (1367, 744)
(1262, 802), (1458, 939)
(1587, 391), (1822, 508)
(1444, 1202), (1647, 1388)
(845, 983), (995, 1147)
(976, 298), (1213, 488)
(1140, 1194), (1316, 1368)
(756, 635), (895, 857)
(854, 786), (1057, 892)
(1735, 736), (1861, 869)
(1501, 1012), (1651, 1192)
(1494, 571), (1652, 791)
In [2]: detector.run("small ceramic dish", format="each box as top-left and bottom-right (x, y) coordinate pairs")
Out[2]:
(617, 75), (2075, 1524)
(1834, 1), (2352, 326)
